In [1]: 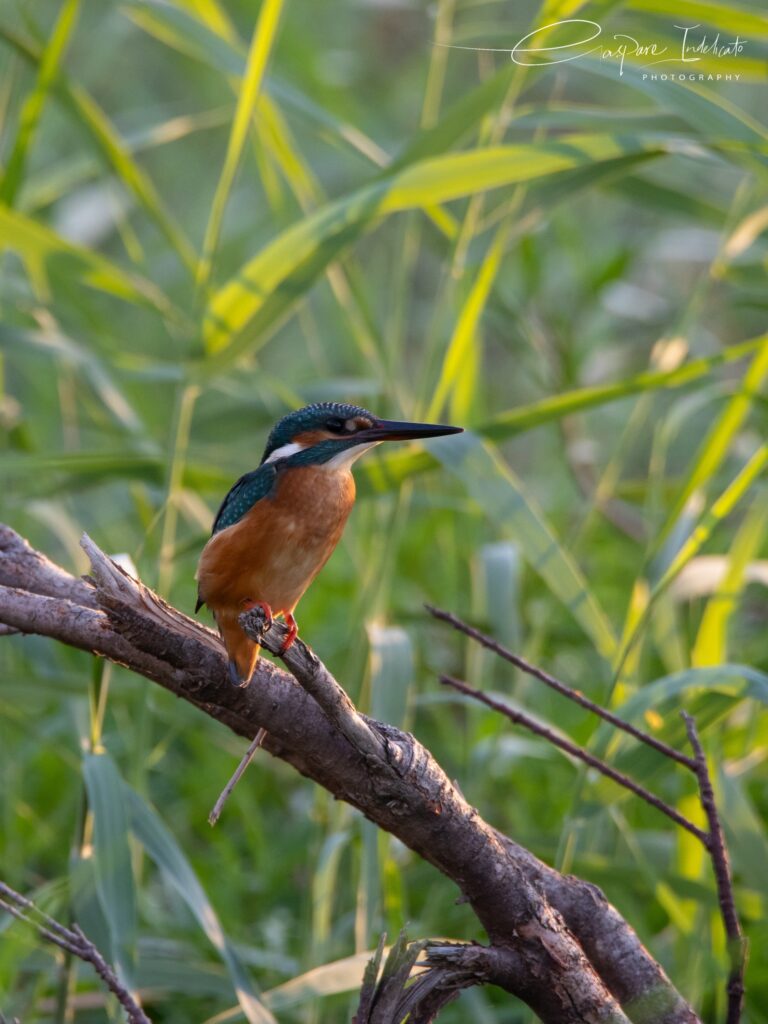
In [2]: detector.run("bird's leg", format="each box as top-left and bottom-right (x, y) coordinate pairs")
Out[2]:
(238, 599), (295, 655)
(241, 598), (273, 628)
(279, 612), (298, 655)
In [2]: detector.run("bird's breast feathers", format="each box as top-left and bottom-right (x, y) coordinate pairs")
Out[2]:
(197, 465), (355, 614)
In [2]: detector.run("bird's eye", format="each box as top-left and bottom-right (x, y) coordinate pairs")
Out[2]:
(326, 417), (346, 433)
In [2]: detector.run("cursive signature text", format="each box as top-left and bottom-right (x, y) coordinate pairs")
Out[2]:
(457, 19), (746, 78)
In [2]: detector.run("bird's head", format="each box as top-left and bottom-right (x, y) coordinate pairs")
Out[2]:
(261, 402), (462, 469)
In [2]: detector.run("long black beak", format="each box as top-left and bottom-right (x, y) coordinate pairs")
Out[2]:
(355, 418), (463, 443)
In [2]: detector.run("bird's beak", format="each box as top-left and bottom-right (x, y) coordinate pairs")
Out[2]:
(354, 419), (463, 443)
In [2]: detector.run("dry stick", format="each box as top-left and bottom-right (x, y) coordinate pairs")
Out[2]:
(427, 605), (696, 770)
(442, 676), (707, 843)
(209, 727), (267, 825)
(0, 882), (151, 1024)
(682, 714), (746, 1024)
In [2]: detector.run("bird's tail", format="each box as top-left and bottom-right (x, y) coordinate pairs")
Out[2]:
(216, 609), (260, 686)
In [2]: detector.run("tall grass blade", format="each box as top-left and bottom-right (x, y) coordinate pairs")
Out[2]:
(123, 3), (387, 169)
(0, 25), (198, 274)
(172, 0), (238, 43)
(484, 336), (768, 439)
(126, 786), (277, 1024)
(475, 541), (522, 648)
(0, 324), (146, 437)
(470, 541), (522, 690)
(628, 0), (768, 39)
(123, 3), (243, 76)
(427, 219), (511, 423)
(654, 445), (768, 597)
(310, 820), (350, 965)
(582, 60), (768, 172)
(718, 767), (768, 904)
(655, 337), (768, 552)
(367, 625), (413, 730)
(82, 752), (137, 987)
(67, 87), (199, 274)
(692, 491), (768, 666)
(0, 0), (81, 205)
(137, 947), (234, 997)
(361, 336), (766, 491)
(0, 202), (177, 314)
(203, 134), (667, 363)
(588, 664), (768, 786)
(616, 446), (768, 675)
(188, 949), (379, 1021)
(197, 0), (285, 290)
(391, 63), (515, 172)
(356, 820), (380, 953)
(431, 431), (617, 661)
(266, 950), (376, 1014)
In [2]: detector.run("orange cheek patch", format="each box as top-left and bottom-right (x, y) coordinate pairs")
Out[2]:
(294, 429), (337, 446)
(350, 416), (373, 431)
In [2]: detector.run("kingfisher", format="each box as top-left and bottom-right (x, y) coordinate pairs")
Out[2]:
(196, 402), (462, 686)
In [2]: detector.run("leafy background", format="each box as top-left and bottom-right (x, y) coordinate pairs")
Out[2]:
(0, 0), (766, 1021)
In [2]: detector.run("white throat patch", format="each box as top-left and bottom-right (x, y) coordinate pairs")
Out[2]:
(324, 441), (381, 469)
(264, 441), (304, 464)
(264, 439), (381, 469)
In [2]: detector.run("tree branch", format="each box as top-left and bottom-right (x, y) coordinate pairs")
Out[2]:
(426, 605), (696, 770)
(0, 524), (700, 1024)
(682, 714), (746, 1024)
(440, 675), (707, 843)
(0, 882), (150, 1024)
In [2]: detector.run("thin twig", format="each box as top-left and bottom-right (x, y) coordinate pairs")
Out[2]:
(682, 714), (746, 1024)
(427, 605), (697, 770)
(209, 727), (267, 825)
(441, 676), (708, 844)
(0, 882), (150, 1024)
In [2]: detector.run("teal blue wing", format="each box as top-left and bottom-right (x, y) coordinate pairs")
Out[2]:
(211, 462), (278, 535)
(195, 463), (278, 613)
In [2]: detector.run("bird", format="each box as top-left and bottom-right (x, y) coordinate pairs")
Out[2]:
(196, 402), (463, 686)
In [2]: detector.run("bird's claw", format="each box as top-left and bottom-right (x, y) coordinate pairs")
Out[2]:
(240, 598), (273, 631)
(278, 613), (298, 656)
(238, 600), (297, 657)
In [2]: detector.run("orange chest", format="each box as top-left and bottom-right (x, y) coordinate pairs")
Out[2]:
(266, 464), (356, 543)
(198, 466), (357, 614)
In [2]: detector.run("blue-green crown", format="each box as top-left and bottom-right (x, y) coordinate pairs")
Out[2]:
(260, 402), (374, 463)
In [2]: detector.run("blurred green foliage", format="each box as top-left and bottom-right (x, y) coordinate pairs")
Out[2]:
(0, 0), (767, 1021)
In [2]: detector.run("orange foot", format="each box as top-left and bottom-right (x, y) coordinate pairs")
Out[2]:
(241, 598), (273, 630)
(279, 612), (298, 655)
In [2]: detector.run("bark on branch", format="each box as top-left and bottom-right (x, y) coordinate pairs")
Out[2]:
(352, 931), (527, 1024)
(0, 524), (700, 1024)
